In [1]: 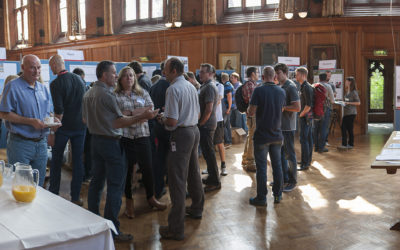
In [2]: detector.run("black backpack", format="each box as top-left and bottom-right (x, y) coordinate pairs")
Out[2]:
(235, 84), (248, 113)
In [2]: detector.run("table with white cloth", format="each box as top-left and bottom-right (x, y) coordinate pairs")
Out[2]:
(0, 178), (116, 250)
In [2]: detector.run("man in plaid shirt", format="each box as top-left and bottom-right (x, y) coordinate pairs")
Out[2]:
(242, 66), (259, 172)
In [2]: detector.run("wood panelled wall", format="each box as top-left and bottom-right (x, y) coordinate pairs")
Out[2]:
(6, 16), (400, 135)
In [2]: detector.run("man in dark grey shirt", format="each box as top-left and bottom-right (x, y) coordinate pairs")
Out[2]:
(48, 54), (87, 205)
(198, 63), (220, 192)
(82, 60), (157, 242)
(275, 63), (300, 192)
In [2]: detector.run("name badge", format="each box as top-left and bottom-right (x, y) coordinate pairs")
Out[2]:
(171, 142), (176, 152)
(136, 97), (145, 105)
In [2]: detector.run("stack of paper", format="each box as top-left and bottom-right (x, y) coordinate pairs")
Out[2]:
(376, 148), (400, 161)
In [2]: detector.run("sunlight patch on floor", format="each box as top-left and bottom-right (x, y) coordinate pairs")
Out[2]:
(298, 184), (328, 209)
(233, 153), (243, 169)
(312, 161), (335, 179)
(337, 196), (382, 214)
(233, 174), (252, 192)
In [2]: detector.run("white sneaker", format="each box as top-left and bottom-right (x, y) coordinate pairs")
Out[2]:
(347, 145), (353, 149)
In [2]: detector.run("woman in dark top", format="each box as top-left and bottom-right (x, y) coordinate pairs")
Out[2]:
(338, 77), (360, 149)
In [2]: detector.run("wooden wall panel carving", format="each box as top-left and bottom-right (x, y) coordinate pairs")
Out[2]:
(178, 39), (203, 71)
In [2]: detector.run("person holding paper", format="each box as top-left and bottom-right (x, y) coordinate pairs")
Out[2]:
(0, 54), (53, 186)
(338, 77), (360, 150)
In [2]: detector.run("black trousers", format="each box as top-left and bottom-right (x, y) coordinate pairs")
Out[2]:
(121, 136), (154, 199)
(341, 115), (356, 146)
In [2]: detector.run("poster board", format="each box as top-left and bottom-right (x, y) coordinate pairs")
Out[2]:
(167, 55), (189, 72)
(395, 66), (400, 109)
(313, 69), (344, 100)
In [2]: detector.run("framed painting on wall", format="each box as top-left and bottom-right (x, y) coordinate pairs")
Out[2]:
(261, 43), (288, 65)
(218, 53), (241, 72)
(310, 45), (339, 70)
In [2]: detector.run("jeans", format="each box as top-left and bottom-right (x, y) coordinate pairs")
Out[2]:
(300, 117), (313, 166)
(281, 131), (297, 184)
(254, 141), (283, 200)
(314, 108), (330, 151)
(7, 133), (48, 186)
(87, 135), (126, 233)
(121, 136), (154, 199)
(223, 112), (232, 144)
(83, 128), (92, 180)
(199, 127), (220, 185)
(341, 115), (356, 146)
(49, 128), (86, 201)
(230, 109), (248, 132)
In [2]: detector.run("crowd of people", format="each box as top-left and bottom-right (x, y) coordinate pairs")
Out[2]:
(0, 54), (360, 242)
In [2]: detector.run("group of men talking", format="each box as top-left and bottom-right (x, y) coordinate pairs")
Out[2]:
(0, 53), (335, 242)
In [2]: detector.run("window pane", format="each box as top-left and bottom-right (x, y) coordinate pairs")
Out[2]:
(79, 0), (86, 30)
(22, 0), (27, 6)
(266, 0), (279, 4)
(152, 0), (163, 18)
(125, 0), (136, 21)
(16, 0), (21, 9)
(246, 0), (261, 7)
(23, 9), (28, 40)
(140, 0), (149, 19)
(370, 69), (384, 110)
(60, 0), (67, 33)
(17, 11), (22, 40)
(228, 0), (241, 8)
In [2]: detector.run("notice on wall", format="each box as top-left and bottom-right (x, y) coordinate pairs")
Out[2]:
(58, 49), (84, 61)
(167, 55), (189, 72)
(395, 66), (400, 109)
(70, 65), (98, 83)
(41, 64), (51, 83)
(313, 69), (344, 100)
(142, 66), (157, 78)
(278, 57), (300, 66)
(319, 60), (337, 70)
(0, 48), (6, 60)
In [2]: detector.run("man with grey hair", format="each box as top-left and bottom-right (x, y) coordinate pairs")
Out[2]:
(157, 57), (204, 241)
(0, 54), (54, 186)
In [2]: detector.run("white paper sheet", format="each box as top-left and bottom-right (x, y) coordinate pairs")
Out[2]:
(0, 63), (17, 79)
(70, 65), (97, 83)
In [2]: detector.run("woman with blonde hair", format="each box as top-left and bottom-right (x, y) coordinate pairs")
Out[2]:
(115, 66), (166, 218)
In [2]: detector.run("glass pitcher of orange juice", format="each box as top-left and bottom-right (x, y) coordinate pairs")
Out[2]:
(12, 163), (39, 203)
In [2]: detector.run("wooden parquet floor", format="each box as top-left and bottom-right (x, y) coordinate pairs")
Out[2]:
(11, 130), (400, 250)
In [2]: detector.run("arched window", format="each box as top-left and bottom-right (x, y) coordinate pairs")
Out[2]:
(60, 0), (68, 33)
(15, 0), (29, 41)
(79, 0), (86, 30)
(125, 0), (165, 22)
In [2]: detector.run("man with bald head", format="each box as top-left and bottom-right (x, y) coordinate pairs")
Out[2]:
(0, 54), (52, 186)
(247, 66), (286, 206)
(48, 54), (87, 205)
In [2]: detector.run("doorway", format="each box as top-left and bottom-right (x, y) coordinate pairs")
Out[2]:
(367, 59), (394, 123)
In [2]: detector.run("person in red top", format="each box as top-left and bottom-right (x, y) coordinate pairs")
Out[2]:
(241, 66), (259, 172)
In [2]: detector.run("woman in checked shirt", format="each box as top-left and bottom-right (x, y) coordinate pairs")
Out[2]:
(115, 66), (167, 218)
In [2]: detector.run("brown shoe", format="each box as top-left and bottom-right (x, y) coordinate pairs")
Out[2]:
(148, 196), (167, 211)
(124, 198), (135, 219)
(204, 183), (221, 192)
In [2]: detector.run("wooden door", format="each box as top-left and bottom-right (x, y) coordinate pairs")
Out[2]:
(367, 59), (394, 123)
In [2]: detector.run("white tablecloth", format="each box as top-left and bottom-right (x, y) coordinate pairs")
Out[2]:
(0, 179), (116, 250)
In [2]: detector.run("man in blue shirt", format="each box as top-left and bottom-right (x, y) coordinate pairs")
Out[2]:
(0, 54), (54, 186)
(247, 66), (286, 206)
